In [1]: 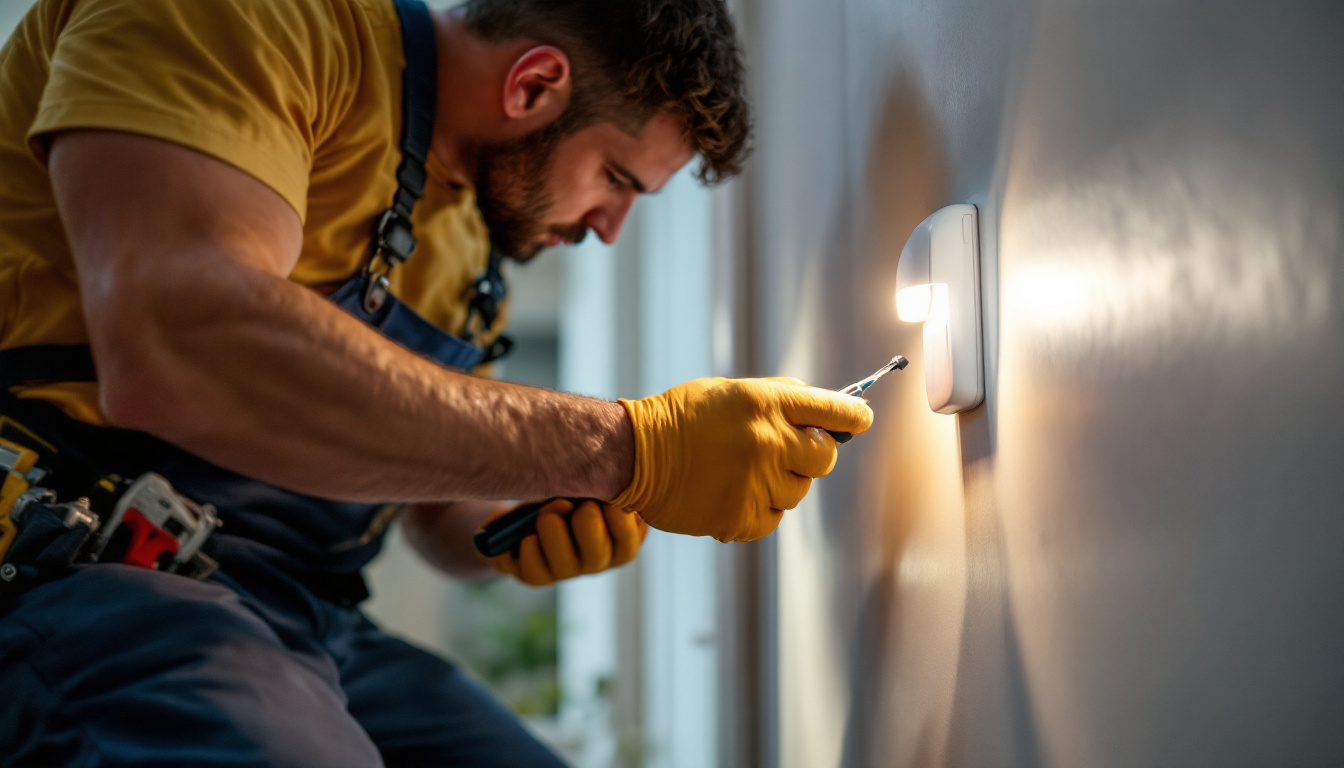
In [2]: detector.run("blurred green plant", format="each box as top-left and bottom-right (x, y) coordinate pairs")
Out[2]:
(450, 578), (559, 715)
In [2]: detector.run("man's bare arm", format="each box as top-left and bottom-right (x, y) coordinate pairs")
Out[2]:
(49, 131), (633, 503)
(399, 501), (502, 581)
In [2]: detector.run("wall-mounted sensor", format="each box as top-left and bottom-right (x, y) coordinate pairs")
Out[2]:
(894, 204), (984, 414)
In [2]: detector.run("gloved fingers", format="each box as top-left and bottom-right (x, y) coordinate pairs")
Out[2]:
(764, 376), (809, 387)
(537, 508), (582, 581)
(492, 551), (520, 578)
(606, 503), (645, 567)
(537, 498), (576, 516)
(491, 499), (572, 585)
(719, 502), (784, 543)
(785, 424), (840, 478)
(777, 385), (874, 435)
(571, 501), (614, 574)
(636, 514), (650, 545)
(516, 534), (556, 587)
(768, 471), (812, 512)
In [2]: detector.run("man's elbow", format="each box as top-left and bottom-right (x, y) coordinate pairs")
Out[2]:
(87, 264), (228, 438)
(89, 298), (201, 438)
(96, 343), (189, 435)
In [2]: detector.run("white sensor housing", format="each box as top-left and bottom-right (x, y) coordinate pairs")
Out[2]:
(895, 204), (984, 414)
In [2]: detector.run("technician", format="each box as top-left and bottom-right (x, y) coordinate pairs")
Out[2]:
(0, 0), (872, 764)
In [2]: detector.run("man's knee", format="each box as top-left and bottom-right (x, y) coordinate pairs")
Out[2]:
(0, 566), (382, 768)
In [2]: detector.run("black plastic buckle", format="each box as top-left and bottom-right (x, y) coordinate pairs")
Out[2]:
(464, 258), (507, 337)
(375, 210), (417, 264)
(362, 210), (418, 313)
(480, 335), (514, 365)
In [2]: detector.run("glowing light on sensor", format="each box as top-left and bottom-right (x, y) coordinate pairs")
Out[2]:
(896, 284), (934, 322)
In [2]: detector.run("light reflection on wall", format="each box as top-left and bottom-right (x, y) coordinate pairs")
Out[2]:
(1002, 143), (1336, 369)
(1003, 266), (1091, 328)
(866, 337), (969, 768)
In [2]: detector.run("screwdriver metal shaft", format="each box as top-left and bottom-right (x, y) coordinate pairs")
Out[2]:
(827, 355), (908, 443)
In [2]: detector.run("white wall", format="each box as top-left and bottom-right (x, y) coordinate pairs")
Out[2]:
(744, 0), (1344, 765)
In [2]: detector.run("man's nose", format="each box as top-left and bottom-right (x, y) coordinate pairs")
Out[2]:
(585, 197), (635, 245)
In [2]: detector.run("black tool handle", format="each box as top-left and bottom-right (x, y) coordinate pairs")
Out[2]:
(826, 430), (854, 444)
(473, 499), (558, 558)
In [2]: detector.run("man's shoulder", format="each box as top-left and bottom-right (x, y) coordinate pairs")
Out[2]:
(59, 0), (397, 57)
(341, 0), (400, 25)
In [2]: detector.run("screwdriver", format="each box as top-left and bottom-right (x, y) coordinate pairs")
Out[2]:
(473, 355), (908, 558)
(473, 498), (556, 559)
(826, 354), (907, 443)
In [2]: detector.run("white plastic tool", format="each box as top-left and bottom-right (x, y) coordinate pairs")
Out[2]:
(895, 204), (984, 414)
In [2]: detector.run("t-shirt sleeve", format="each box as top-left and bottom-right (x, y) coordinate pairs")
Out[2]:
(28, 0), (329, 220)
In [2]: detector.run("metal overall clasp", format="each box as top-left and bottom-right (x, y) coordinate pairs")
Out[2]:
(362, 209), (418, 314)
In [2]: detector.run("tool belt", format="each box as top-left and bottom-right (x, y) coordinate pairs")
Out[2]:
(0, 390), (378, 609)
(0, 403), (221, 603)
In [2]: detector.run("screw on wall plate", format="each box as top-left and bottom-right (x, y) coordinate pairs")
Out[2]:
(0, 563), (18, 581)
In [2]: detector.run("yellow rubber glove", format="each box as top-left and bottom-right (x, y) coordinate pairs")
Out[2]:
(492, 499), (649, 587)
(610, 377), (874, 542)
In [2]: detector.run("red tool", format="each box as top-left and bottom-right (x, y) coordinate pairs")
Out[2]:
(89, 473), (220, 575)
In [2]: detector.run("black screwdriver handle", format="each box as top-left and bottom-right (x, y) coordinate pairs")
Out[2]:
(826, 430), (854, 444)
(473, 498), (560, 558)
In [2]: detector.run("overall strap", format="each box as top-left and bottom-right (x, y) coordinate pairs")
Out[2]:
(464, 251), (514, 364)
(370, 0), (513, 360)
(0, 345), (96, 389)
(362, 0), (439, 313)
(392, 0), (437, 218)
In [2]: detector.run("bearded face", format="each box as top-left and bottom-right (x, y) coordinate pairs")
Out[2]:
(474, 119), (587, 261)
(472, 108), (696, 263)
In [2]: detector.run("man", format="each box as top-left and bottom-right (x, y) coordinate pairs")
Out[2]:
(0, 0), (872, 764)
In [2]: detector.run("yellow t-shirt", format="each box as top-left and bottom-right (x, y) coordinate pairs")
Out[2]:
(0, 0), (503, 424)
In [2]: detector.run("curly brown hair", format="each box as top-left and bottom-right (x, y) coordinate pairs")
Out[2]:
(461, 0), (753, 184)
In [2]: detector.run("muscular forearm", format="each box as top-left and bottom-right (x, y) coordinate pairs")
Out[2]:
(97, 260), (633, 503)
(51, 131), (631, 504)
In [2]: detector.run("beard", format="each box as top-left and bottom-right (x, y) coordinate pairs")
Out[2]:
(474, 119), (587, 262)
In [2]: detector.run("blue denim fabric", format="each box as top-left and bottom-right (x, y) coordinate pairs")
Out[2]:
(0, 565), (566, 767)
(0, 274), (563, 766)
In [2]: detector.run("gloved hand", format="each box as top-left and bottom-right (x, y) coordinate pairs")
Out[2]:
(610, 377), (873, 542)
(492, 499), (649, 587)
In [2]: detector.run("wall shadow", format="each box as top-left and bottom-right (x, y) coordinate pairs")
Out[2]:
(941, 0), (1044, 757)
(838, 63), (951, 768)
(941, 414), (1043, 767)
(836, 27), (1044, 762)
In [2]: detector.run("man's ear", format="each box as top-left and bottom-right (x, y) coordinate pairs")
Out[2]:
(502, 46), (571, 124)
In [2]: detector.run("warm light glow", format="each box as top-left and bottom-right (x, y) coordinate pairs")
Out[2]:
(1003, 266), (1091, 327)
(926, 284), (951, 326)
(896, 284), (934, 322)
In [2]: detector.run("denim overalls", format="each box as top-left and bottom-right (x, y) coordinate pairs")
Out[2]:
(0, 1), (564, 765)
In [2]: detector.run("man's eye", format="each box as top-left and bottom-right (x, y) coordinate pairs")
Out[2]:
(604, 169), (623, 189)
